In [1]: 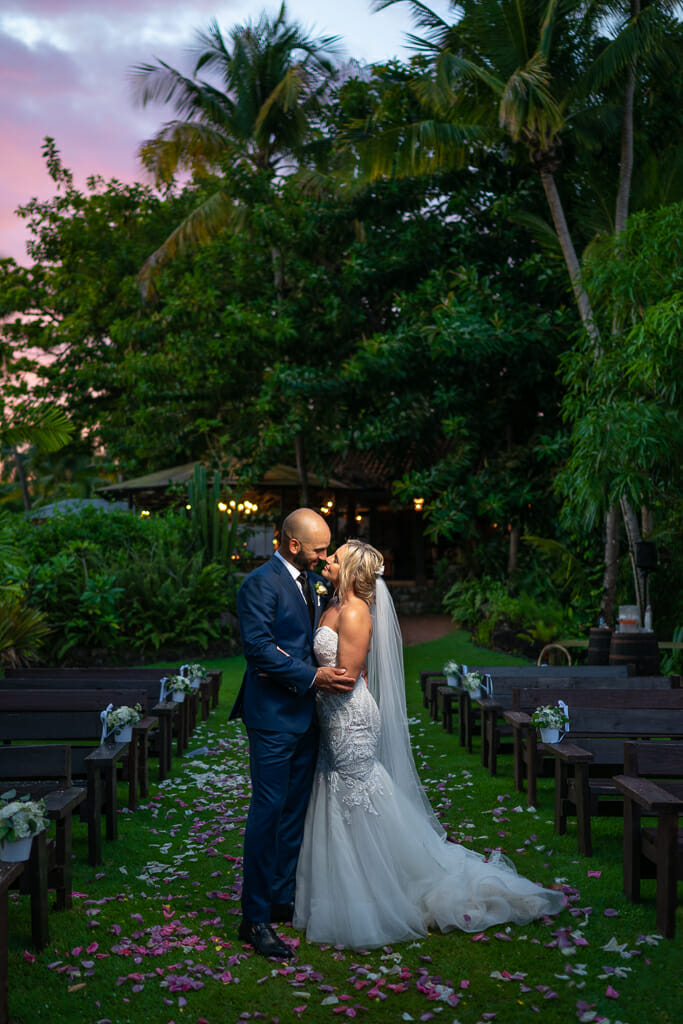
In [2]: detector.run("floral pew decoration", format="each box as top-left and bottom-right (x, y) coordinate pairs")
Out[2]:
(100, 702), (143, 744)
(179, 663), (208, 691)
(443, 660), (463, 686)
(0, 790), (49, 862)
(160, 674), (195, 703)
(531, 701), (570, 744)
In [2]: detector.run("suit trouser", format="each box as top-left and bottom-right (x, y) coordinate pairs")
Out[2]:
(242, 723), (318, 921)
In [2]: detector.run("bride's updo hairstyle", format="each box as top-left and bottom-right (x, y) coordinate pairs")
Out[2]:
(338, 539), (384, 607)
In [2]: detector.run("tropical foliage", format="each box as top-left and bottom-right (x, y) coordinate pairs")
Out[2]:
(0, 3), (681, 652)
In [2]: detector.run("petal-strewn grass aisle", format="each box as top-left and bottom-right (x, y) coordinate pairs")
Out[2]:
(6, 631), (682, 1024)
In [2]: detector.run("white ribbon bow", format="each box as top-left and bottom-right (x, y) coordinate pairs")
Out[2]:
(558, 699), (569, 734)
(100, 703), (114, 745)
(159, 676), (168, 701)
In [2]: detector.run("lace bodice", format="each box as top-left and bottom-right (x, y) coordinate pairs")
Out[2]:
(312, 626), (384, 822)
(312, 624), (339, 667)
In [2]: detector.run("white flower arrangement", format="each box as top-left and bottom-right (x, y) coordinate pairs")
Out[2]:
(105, 704), (142, 732)
(443, 660), (461, 676)
(314, 582), (328, 597)
(164, 674), (195, 696)
(181, 663), (208, 683)
(0, 791), (48, 843)
(462, 671), (485, 694)
(531, 704), (569, 729)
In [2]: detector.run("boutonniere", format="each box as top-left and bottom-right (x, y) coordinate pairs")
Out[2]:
(314, 582), (328, 597)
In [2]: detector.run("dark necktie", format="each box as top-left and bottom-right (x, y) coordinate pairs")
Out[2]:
(298, 572), (315, 626)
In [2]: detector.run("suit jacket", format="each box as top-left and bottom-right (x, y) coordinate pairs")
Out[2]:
(230, 555), (329, 733)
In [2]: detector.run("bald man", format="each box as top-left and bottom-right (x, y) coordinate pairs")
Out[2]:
(230, 508), (351, 958)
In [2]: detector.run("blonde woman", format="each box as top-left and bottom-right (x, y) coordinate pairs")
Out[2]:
(293, 540), (565, 950)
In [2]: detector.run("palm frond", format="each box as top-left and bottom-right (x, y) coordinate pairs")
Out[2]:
(3, 405), (74, 452)
(435, 50), (506, 97)
(138, 122), (234, 182)
(506, 209), (563, 256)
(373, 0), (456, 52)
(577, 4), (672, 98)
(137, 191), (246, 301)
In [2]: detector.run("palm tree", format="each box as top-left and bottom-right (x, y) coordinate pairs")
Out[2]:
(130, 4), (343, 503)
(130, 2), (342, 298)
(368, 0), (677, 341)
(366, 0), (679, 617)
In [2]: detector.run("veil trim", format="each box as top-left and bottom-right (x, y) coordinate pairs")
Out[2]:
(368, 578), (446, 839)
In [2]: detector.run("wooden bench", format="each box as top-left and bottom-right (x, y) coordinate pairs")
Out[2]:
(0, 689), (156, 865)
(0, 745), (85, 915)
(465, 665), (635, 763)
(0, 674), (176, 780)
(0, 745), (86, 951)
(541, 701), (683, 856)
(505, 682), (679, 807)
(5, 663), (221, 723)
(614, 740), (683, 938)
(0, 861), (23, 1024)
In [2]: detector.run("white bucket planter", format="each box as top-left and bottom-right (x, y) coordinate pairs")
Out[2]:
(540, 727), (561, 743)
(445, 674), (458, 687)
(0, 835), (34, 862)
(190, 679), (200, 691)
(172, 691), (186, 702)
(115, 725), (133, 742)
(467, 687), (482, 701)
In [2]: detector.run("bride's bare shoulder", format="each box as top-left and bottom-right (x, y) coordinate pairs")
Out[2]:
(338, 596), (372, 633)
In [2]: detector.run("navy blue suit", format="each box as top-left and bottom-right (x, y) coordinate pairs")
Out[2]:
(230, 554), (328, 921)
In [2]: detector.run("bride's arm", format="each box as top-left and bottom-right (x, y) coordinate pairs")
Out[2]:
(336, 603), (372, 681)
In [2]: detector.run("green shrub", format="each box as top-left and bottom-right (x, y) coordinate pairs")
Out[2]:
(2, 507), (237, 662)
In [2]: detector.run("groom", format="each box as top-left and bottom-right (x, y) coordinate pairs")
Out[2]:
(230, 507), (351, 959)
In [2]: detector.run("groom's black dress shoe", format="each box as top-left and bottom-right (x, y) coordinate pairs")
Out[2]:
(238, 920), (295, 959)
(270, 902), (295, 924)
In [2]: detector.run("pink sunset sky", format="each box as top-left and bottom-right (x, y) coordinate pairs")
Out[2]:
(1, 0), (452, 265)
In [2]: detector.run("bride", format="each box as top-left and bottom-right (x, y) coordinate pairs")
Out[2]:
(293, 540), (566, 950)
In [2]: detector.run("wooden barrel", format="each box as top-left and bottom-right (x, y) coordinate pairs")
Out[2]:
(609, 632), (660, 676)
(587, 627), (612, 665)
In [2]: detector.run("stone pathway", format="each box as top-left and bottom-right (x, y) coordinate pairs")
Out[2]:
(398, 614), (457, 646)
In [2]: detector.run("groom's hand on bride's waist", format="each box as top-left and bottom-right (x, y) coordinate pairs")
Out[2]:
(313, 666), (354, 693)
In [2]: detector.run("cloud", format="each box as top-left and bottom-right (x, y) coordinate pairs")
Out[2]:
(1, 0), (452, 261)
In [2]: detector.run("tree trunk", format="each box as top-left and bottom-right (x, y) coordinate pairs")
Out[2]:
(600, 505), (619, 625)
(12, 447), (32, 511)
(613, 0), (641, 617)
(620, 494), (646, 619)
(614, 0), (639, 234)
(507, 523), (520, 578)
(539, 169), (601, 348)
(294, 433), (309, 507)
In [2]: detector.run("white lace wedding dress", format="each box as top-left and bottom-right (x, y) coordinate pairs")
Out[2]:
(293, 626), (565, 950)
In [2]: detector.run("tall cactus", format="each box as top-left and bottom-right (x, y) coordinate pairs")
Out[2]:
(187, 464), (240, 565)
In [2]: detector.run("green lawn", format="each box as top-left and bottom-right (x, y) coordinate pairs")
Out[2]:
(5, 630), (682, 1024)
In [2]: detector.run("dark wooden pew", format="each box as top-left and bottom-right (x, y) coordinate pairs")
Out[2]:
(462, 665), (637, 762)
(540, 701), (683, 856)
(0, 745), (85, 915)
(505, 682), (680, 807)
(0, 689), (155, 864)
(422, 662), (634, 725)
(0, 745), (86, 951)
(0, 861), (23, 1024)
(0, 674), (177, 780)
(5, 663), (221, 722)
(614, 740), (683, 938)
(8, 666), (200, 739)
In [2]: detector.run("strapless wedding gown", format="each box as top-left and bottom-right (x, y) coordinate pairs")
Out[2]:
(293, 626), (565, 949)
